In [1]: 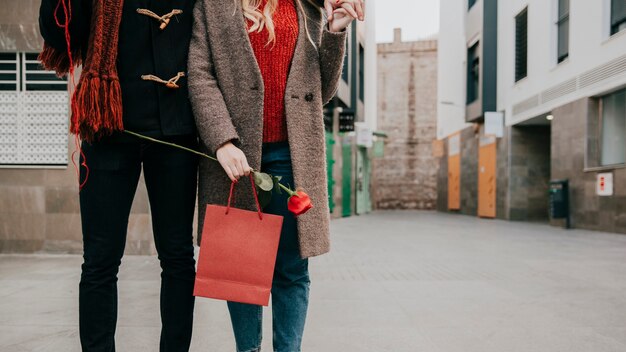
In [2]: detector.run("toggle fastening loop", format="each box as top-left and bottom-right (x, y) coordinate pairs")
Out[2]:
(136, 8), (183, 30)
(141, 72), (186, 89)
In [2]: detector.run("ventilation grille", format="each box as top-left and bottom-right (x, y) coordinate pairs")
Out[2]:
(0, 52), (68, 166)
(541, 78), (577, 103)
(513, 94), (539, 115)
(579, 55), (626, 89)
(0, 91), (69, 165)
(512, 54), (626, 118)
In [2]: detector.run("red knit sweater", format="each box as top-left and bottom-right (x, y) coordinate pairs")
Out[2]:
(248, 0), (299, 143)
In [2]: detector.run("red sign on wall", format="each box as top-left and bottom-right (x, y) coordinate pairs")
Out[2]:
(597, 173), (613, 196)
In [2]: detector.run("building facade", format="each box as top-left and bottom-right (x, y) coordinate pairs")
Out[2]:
(0, 0), (377, 253)
(324, 3), (378, 218)
(0, 0), (155, 254)
(374, 30), (439, 209)
(437, 0), (626, 233)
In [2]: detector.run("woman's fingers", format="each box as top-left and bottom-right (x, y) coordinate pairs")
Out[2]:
(334, 7), (350, 16)
(237, 159), (245, 178)
(329, 0), (365, 22)
(222, 162), (236, 182)
(355, 0), (365, 21)
(235, 158), (245, 178)
(325, 0), (334, 21)
(330, 8), (357, 32)
(229, 163), (242, 180)
(340, 3), (359, 19)
(241, 158), (252, 176)
(335, 0), (359, 20)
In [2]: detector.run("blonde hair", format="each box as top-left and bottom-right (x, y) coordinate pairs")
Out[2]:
(237, 0), (319, 48)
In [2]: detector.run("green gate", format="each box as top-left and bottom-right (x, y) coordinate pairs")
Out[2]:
(356, 147), (372, 214)
(341, 141), (352, 217)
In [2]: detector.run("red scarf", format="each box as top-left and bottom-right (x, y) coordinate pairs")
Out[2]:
(40, 0), (125, 142)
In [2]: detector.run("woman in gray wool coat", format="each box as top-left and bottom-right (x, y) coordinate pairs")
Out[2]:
(188, 0), (362, 350)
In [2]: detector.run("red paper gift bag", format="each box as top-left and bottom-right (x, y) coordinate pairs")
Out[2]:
(194, 175), (283, 306)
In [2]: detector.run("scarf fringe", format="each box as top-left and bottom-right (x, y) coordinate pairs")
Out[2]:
(38, 43), (82, 77)
(71, 74), (124, 142)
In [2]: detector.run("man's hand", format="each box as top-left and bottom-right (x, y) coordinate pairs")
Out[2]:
(325, 0), (365, 22)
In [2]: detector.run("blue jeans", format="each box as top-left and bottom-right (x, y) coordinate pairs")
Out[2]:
(227, 142), (310, 352)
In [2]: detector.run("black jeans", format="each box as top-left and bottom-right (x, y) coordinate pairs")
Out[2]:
(78, 137), (198, 352)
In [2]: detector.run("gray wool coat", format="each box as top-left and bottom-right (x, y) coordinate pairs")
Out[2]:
(187, 0), (347, 258)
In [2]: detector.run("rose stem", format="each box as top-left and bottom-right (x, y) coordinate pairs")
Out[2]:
(124, 130), (298, 195)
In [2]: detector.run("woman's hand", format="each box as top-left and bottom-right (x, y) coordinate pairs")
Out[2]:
(216, 142), (252, 182)
(328, 7), (357, 33)
(325, 0), (365, 22)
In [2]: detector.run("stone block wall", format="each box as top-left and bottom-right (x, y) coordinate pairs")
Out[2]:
(436, 97), (625, 234)
(495, 128), (510, 219)
(436, 124), (510, 219)
(508, 125), (551, 221)
(0, 137), (161, 254)
(459, 127), (478, 215)
(551, 98), (626, 233)
(436, 141), (449, 212)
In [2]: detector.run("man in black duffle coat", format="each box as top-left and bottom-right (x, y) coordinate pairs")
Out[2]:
(40, 1), (198, 351)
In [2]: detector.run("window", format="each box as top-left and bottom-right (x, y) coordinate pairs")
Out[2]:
(0, 52), (69, 166)
(469, 0), (477, 10)
(556, 0), (569, 63)
(358, 44), (364, 102)
(611, 0), (626, 35)
(0, 53), (18, 91)
(0, 53), (67, 92)
(600, 89), (626, 166)
(515, 8), (528, 82)
(466, 42), (479, 104)
(24, 53), (68, 91)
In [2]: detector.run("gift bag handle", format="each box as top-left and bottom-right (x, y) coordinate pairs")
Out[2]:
(226, 173), (263, 220)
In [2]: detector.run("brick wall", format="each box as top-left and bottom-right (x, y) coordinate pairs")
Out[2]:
(374, 38), (439, 209)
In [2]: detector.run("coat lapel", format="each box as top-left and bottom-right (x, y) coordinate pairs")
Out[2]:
(216, 0), (264, 90)
(286, 0), (317, 93)
(218, 0), (314, 95)
(289, 0), (306, 77)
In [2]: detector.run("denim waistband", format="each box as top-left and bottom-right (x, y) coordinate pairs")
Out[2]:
(261, 142), (291, 164)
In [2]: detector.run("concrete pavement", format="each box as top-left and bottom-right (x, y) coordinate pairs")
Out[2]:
(1, 211), (626, 351)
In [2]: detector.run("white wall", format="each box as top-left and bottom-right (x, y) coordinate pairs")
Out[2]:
(436, 0), (472, 139)
(498, 0), (626, 125)
(361, 0), (378, 131)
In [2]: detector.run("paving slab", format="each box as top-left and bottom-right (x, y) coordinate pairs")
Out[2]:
(1, 211), (626, 351)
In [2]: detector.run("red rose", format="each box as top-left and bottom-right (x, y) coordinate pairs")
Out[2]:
(288, 190), (313, 216)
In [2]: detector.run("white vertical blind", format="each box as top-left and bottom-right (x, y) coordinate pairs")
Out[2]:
(601, 89), (626, 166)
